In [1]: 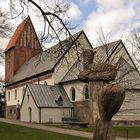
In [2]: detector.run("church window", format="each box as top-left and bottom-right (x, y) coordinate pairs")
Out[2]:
(27, 94), (30, 102)
(83, 85), (89, 100)
(15, 89), (17, 100)
(28, 25), (31, 43)
(8, 92), (10, 101)
(9, 109), (12, 114)
(31, 32), (34, 48)
(24, 30), (27, 47)
(44, 81), (48, 85)
(70, 87), (76, 101)
(20, 36), (23, 47)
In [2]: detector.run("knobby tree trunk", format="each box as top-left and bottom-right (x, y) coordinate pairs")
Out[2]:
(88, 81), (105, 124)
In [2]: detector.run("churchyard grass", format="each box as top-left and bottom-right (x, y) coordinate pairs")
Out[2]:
(0, 122), (90, 140)
(47, 124), (140, 138)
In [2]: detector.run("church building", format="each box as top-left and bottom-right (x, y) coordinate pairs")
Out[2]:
(5, 16), (140, 124)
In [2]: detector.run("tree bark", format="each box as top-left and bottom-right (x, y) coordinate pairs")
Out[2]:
(93, 119), (116, 140)
(88, 81), (105, 124)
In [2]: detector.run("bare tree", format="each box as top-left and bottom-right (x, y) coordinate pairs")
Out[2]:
(7, 0), (77, 45)
(127, 30), (140, 69)
(3, 0), (85, 68)
(0, 8), (12, 38)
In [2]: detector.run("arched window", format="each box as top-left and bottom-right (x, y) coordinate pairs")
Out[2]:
(83, 85), (89, 100)
(15, 89), (17, 100)
(71, 87), (76, 101)
(8, 92), (10, 101)
(44, 81), (48, 85)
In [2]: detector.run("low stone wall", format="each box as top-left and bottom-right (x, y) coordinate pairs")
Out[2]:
(73, 101), (90, 122)
(113, 120), (140, 126)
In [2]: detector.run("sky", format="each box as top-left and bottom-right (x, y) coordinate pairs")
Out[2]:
(0, 0), (140, 78)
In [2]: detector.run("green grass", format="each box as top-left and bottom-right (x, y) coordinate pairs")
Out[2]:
(0, 122), (90, 140)
(114, 126), (140, 138)
(47, 124), (140, 138)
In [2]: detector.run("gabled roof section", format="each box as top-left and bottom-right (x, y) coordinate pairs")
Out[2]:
(5, 16), (30, 52)
(24, 84), (73, 108)
(93, 40), (121, 63)
(6, 30), (83, 86)
(61, 40), (121, 83)
(115, 57), (140, 89)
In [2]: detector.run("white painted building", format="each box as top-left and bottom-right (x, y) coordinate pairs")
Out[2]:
(21, 84), (73, 123)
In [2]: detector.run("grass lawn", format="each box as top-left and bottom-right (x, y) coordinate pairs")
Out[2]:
(0, 122), (90, 140)
(114, 126), (140, 139)
(47, 124), (140, 138)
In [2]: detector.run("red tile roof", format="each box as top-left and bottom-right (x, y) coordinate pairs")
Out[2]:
(5, 16), (30, 52)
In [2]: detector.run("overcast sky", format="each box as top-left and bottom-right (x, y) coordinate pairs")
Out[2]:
(0, 0), (140, 77)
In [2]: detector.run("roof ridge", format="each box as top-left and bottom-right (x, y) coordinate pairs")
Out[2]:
(94, 39), (121, 49)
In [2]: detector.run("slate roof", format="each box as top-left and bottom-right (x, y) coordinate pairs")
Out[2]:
(6, 31), (82, 86)
(61, 40), (121, 83)
(25, 84), (73, 108)
(93, 40), (121, 63)
(5, 16), (30, 52)
(61, 40), (140, 89)
(115, 57), (140, 89)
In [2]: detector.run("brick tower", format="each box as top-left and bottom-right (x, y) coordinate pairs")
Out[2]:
(5, 16), (42, 82)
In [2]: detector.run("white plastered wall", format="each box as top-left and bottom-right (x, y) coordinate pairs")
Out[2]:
(113, 90), (140, 121)
(6, 74), (54, 107)
(41, 108), (72, 123)
(54, 33), (91, 84)
(21, 88), (39, 122)
(63, 81), (87, 102)
(109, 43), (135, 67)
(6, 86), (26, 106)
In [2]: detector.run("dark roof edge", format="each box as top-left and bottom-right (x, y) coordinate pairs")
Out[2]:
(60, 31), (92, 83)
(60, 78), (79, 84)
(38, 106), (73, 108)
(20, 85), (40, 108)
(105, 40), (121, 63)
(52, 30), (84, 70)
(6, 31), (83, 88)
(82, 30), (93, 49)
(121, 40), (139, 74)
(4, 46), (15, 53)
(27, 84), (40, 108)
(5, 69), (53, 88)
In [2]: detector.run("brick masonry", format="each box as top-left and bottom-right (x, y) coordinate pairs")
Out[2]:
(5, 17), (42, 82)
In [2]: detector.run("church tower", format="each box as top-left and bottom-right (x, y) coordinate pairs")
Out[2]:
(5, 16), (42, 82)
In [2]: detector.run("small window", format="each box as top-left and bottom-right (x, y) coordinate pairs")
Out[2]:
(31, 32), (34, 48)
(56, 96), (63, 106)
(24, 30), (27, 47)
(70, 87), (76, 101)
(83, 85), (89, 100)
(9, 109), (12, 114)
(14, 109), (16, 114)
(8, 92), (10, 101)
(27, 94), (30, 102)
(28, 25), (31, 43)
(15, 90), (17, 100)
(20, 36), (23, 47)
(44, 81), (48, 85)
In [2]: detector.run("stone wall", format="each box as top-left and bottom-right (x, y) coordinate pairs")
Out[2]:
(6, 105), (17, 120)
(73, 101), (90, 122)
